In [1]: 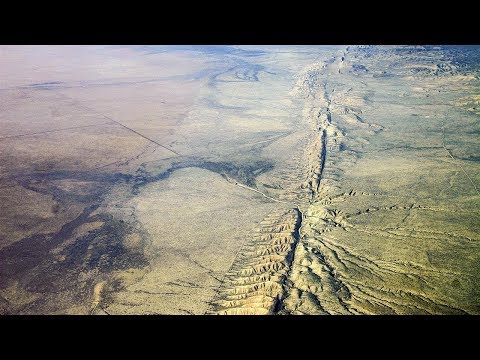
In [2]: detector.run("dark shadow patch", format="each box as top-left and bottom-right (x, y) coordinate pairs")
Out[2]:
(0, 204), (101, 289)
(1, 209), (149, 314)
(131, 158), (275, 194)
(29, 81), (63, 87)
(28, 81), (64, 90)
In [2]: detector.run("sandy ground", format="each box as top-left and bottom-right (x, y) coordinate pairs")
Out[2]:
(0, 45), (479, 314)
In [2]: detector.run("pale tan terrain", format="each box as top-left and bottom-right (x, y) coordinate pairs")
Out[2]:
(208, 46), (480, 314)
(0, 45), (479, 314)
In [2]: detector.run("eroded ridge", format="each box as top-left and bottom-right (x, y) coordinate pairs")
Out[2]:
(217, 46), (480, 315)
(281, 198), (474, 315)
(269, 50), (370, 205)
(278, 46), (480, 314)
(3, 45), (478, 315)
(209, 47), (378, 315)
(207, 208), (302, 315)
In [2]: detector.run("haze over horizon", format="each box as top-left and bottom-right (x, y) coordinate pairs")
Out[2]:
(1, 45), (479, 315)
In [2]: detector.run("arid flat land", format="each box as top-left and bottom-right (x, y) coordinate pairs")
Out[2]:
(0, 45), (479, 314)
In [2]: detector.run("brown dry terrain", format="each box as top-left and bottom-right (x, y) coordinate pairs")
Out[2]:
(0, 45), (479, 314)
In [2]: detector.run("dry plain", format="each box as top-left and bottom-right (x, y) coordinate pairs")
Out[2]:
(0, 45), (479, 314)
